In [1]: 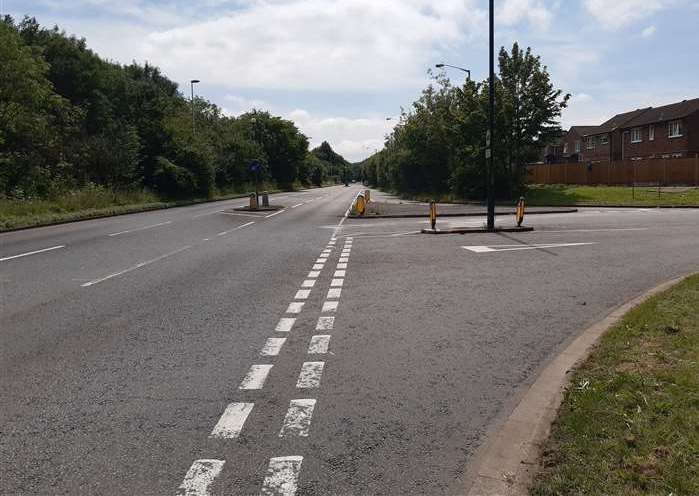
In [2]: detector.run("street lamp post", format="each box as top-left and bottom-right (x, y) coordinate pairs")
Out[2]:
(190, 79), (200, 135)
(487, 0), (495, 230)
(435, 63), (471, 81)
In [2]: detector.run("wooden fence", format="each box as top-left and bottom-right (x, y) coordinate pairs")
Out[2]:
(527, 156), (699, 186)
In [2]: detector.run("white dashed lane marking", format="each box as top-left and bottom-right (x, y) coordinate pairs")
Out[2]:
(260, 456), (303, 496)
(261, 337), (287, 357)
(327, 288), (342, 299)
(295, 289), (311, 300)
(336, 263), (347, 269)
(296, 361), (325, 389)
(338, 257), (349, 263)
(321, 301), (338, 313)
(307, 270), (320, 278)
(301, 279), (316, 288)
(275, 318), (296, 332)
(0, 245), (66, 262)
(239, 364), (273, 390)
(330, 279), (344, 287)
(286, 302), (304, 314)
(316, 316), (335, 331)
(177, 459), (225, 496)
(333, 270), (346, 278)
(312, 264), (324, 270)
(279, 399), (317, 438)
(210, 403), (254, 439)
(308, 335), (331, 354)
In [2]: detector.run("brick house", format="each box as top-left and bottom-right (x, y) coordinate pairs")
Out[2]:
(578, 99), (699, 163)
(542, 126), (598, 163)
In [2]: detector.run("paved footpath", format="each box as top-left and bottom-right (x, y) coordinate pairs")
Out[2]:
(2, 185), (699, 495)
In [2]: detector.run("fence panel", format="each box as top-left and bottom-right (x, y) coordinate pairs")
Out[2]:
(528, 157), (699, 186)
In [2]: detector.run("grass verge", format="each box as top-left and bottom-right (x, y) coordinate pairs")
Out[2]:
(531, 274), (699, 496)
(0, 186), (285, 232)
(526, 185), (699, 206)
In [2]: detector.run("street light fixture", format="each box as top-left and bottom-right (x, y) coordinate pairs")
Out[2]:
(435, 63), (471, 81)
(190, 79), (200, 134)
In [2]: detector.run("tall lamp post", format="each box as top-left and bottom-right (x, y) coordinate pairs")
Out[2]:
(190, 79), (200, 135)
(486, 0), (496, 230)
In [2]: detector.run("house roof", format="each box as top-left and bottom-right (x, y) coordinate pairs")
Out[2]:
(582, 98), (699, 136)
(569, 125), (601, 136)
(590, 108), (652, 135)
(621, 98), (699, 128)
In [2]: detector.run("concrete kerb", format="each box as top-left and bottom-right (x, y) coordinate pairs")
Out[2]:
(422, 226), (534, 235)
(349, 209), (577, 219)
(463, 273), (692, 496)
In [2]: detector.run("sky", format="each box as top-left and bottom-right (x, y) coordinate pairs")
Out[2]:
(4, 0), (699, 161)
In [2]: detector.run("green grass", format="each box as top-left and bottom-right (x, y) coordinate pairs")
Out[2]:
(0, 185), (288, 232)
(531, 275), (699, 496)
(526, 185), (699, 206)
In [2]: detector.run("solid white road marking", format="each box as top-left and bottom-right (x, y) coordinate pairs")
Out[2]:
(307, 271), (320, 278)
(0, 245), (65, 262)
(261, 337), (287, 356)
(177, 459), (224, 496)
(286, 302), (305, 314)
(312, 264), (324, 270)
(330, 279), (344, 287)
(463, 242), (597, 253)
(279, 399), (317, 438)
(297, 362), (325, 388)
(333, 270), (346, 278)
(336, 263), (347, 269)
(260, 456), (303, 496)
(210, 403), (254, 439)
(81, 246), (191, 287)
(276, 318), (296, 332)
(327, 288), (342, 299)
(308, 335), (331, 354)
(321, 301), (338, 313)
(301, 279), (316, 288)
(108, 221), (172, 237)
(239, 364), (273, 390)
(295, 289), (311, 300)
(316, 316), (335, 331)
(265, 209), (287, 218)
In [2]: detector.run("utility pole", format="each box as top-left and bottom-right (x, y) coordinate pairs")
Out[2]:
(486, 0), (496, 230)
(190, 79), (200, 135)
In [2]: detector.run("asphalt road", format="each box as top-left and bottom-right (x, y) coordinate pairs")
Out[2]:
(2, 186), (699, 495)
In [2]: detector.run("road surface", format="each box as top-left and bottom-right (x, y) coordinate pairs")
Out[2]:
(2, 186), (698, 495)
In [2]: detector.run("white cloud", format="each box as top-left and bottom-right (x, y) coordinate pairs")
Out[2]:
(287, 109), (395, 161)
(135, 0), (487, 92)
(498, 0), (553, 29)
(583, 0), (678, 29)
(641, 25), (657, 37)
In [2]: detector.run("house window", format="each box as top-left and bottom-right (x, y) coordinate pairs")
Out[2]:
(649, 125), (655, 141)
(631, 128), (642, 143)
(563, 143), (568, 154)
(668, 120), (683, 138)
(600, 134), (609, 145)
(586, 137), (595, 150)
(575, 141), (581, 153)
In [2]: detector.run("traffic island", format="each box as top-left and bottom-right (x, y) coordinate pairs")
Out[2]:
(232, 192), (284, 212)
(233, 205), (283, 212)
(421, 226), (534, 234)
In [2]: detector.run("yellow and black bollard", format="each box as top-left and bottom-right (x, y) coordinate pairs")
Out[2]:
(249, 192), (258, 210)
(516, 196), (525, 227)
(355, 194), (366, 216)
(429, 201), (437, 230)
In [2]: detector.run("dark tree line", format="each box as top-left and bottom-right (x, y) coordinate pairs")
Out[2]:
(360, 43), (570, 200)
(0, 17), (347, 200)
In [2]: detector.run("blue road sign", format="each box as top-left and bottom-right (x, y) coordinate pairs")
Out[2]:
(249, 161), (262, 173)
